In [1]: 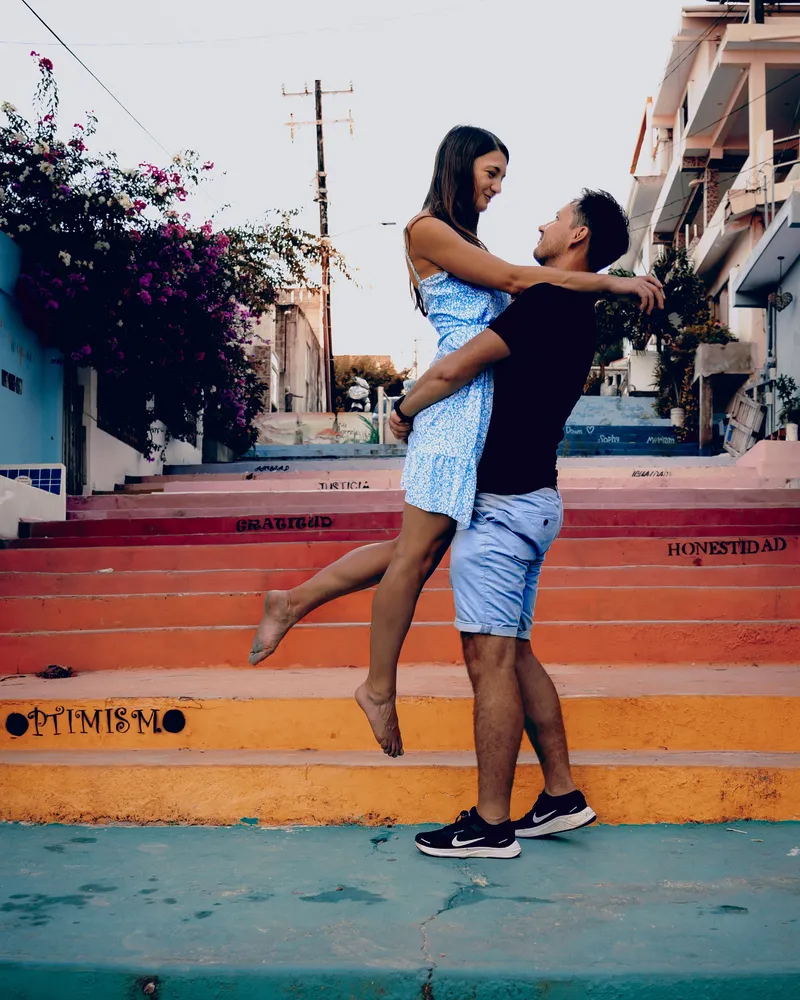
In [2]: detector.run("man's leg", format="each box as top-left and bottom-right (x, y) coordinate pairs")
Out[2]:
(515, 641), (575, 796)
(249, 539), (397, 665)
(462, 633), (525, 824)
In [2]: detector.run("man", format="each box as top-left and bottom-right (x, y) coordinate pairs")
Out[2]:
(390, 190), (650, 859)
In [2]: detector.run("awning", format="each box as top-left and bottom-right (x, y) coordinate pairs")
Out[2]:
(734, 190), (800, 306)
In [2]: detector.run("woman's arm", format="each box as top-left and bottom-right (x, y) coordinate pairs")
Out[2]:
(410, 217), (664, 313)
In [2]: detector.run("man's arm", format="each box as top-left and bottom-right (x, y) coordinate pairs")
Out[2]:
(389, 329), (509, 441)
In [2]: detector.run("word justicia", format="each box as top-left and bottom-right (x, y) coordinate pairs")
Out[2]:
(4, 706), (186, 738)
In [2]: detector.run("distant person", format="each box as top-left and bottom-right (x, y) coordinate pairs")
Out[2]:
(250, 126), (662, 764)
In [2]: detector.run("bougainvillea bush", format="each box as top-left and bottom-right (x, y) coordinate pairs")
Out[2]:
(0, 53), (343, 456)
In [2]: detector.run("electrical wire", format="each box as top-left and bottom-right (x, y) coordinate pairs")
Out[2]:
(17, 0), (220, 209)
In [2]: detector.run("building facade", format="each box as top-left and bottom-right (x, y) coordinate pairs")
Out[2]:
(622, 2), (800, 432)
(247, 287), (325, 415)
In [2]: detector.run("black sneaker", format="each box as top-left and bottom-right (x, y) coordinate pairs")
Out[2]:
(515, 789), (596, 838)
(415, 807), (521, 859)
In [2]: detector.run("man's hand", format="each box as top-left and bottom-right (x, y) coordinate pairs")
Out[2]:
(389, 409), (413, 443)
(604, 274), (665, 315)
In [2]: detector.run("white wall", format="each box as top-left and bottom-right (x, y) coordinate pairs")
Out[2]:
(79, 368), (202, 494)
(0, 473), (65, 539)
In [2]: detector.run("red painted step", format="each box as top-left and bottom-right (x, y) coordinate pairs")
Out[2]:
(21, 507), (800, 540)
(3, 535), (797, 571)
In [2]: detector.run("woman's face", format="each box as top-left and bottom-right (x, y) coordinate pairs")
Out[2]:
(472, 150), (507, 213)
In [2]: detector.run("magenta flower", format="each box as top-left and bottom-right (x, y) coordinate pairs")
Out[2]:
(138, 290), (152, 306)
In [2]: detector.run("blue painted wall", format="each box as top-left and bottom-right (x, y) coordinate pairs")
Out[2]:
(0, 233), (63, 464)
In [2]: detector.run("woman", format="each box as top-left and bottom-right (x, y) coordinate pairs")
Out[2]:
(250, 125), (661, 757)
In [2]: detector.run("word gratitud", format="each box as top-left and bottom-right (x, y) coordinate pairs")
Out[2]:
(235, 515), (334, 532)
(668, 537), (787, 557)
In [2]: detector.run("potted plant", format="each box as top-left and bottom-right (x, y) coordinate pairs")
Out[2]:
(776, 375), (800, 441)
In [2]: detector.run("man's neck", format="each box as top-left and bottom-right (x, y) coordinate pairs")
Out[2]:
(543, 250), (592, 273)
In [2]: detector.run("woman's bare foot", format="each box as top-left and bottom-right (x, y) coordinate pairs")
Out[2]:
(355, 681), (403, 757)
(249, 591), (299, 665)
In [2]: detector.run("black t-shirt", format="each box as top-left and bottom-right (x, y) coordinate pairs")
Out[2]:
(476, 283), (598, 495)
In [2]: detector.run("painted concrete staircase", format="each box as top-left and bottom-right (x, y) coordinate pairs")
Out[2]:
(1, 457), (799, 826)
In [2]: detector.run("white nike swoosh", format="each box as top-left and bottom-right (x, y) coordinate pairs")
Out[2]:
(531, 810), (557, 824)
(452, 835), (483, 847)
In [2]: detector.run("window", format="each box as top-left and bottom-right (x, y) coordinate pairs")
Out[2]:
(1, 369), (23, 394)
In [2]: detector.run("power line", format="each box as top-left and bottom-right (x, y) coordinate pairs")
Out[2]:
(2, 2), (486, 48)
(17, 0), (220, 211)
(18, 0), (171, 158)
(660, 5), (737, 85)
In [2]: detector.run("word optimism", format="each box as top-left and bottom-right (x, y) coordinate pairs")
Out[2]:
(236, 515), (334, 532)
(5, 706), (186, 739)
(667, 537), (787, 558)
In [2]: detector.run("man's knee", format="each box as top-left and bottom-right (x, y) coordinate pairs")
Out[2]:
(462, 634), (517, 681)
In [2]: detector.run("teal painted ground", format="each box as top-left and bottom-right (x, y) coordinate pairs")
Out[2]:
(1, 822), (799, 999)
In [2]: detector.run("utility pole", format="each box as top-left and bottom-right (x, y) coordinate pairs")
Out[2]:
(283, 80), (354, 412)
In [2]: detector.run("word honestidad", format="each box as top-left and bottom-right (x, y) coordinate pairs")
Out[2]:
(668, 538), (787, 557)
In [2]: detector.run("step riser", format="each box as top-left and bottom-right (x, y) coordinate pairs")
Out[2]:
(69, 487), (800, 509)
(3, 695), (796, 752)
(4, 587), (799, 632)
(1, 564), (797, 597)
(5, 622), (799, 672)
(1, 759), (797, 825)
(27, 508), (800, 537)
(4, 535), (798, 571)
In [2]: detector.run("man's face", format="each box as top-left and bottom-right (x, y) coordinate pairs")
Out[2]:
(533, 202), (580, 265)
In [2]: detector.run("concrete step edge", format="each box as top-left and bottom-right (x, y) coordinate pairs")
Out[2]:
(2, 748), (800, 767)
(2, 664), (799, 700)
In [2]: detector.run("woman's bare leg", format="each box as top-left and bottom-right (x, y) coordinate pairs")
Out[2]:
(249, 539), (397, 665)
(356, 504), (455, 757)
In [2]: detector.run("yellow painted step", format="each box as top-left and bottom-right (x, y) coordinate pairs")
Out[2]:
(2, 666), (798, 753)
(1, 748), (798, 826)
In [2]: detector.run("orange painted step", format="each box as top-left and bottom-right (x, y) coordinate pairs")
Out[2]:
(1, 563), (797, 597)
(3, 586), (799, 633)
(1, 534), (798, 573)
(4, 620), (799, 674)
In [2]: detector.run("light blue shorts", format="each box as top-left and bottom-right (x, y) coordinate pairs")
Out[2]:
(450, 488), (564, 641)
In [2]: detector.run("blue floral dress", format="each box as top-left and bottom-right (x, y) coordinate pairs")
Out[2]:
(401, 260), (510, 528)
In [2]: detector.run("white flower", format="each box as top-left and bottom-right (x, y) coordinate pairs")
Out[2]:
(0, 218), (8, 227)
(38, 161), (55, 176)
(155, 184), (167, 196)
(98, 196), (105, 204)
(32, 142), (49, 155)
(94, 240), (110, 252)
(18, 223), (30, 232)
(84, 201), (90, 213)
(58, 250), (71, 266)
(12, 131), (26, 143)
(87, 261), (93, 269)
(172, 154), (183, 165)
(20, 167), (31, 181)
(117, 320), (123, 327)
(116, 193), (132, 210)
(0, 189), (4, 203)
(1, 102), (17, 114)
(51, 224), (58, 231)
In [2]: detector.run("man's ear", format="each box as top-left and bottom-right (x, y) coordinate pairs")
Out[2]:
(569, 225), (590, 253)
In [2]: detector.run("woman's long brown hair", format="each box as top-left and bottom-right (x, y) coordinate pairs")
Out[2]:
(409, 125), (509, 313)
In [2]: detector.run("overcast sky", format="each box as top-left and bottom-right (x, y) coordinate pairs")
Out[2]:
(3, 0), (689, 371)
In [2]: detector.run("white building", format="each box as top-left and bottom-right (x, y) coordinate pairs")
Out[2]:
(622, 2), (800, 429)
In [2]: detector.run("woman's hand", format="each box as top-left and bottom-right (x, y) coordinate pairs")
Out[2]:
(603, 274), (665, 314)
(389, 409), (413, 443)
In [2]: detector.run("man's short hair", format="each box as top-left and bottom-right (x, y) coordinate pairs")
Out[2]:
(572, 189), (630, 272)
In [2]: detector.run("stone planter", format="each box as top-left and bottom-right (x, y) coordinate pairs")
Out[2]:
(670, 407), (685, 428)
(786, 422), (799, 442)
